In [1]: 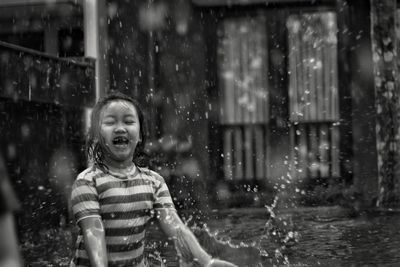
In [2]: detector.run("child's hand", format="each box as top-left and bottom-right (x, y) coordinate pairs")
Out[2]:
(207, 259), (238, 267)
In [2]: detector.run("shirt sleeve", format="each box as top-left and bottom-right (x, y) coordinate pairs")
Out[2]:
(71, 178), (101, 224)
(153, 173), (175, 210)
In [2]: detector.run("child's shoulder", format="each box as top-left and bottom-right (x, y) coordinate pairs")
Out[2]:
(138, 166), (165, 183)
(76, 165), (105, 182)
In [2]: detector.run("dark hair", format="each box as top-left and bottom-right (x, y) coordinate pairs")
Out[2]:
(86, 91), (147, 168)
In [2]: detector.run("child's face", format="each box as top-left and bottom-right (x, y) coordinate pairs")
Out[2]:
(99, 100), (141, 167)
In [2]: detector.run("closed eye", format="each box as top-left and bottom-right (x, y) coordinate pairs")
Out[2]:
(124, 115), (137, 124)
(102, 119), (115, 125)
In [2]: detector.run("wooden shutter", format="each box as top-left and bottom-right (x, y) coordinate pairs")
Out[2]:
(217, 16), (269, 180)
(287, 12), (340, 179)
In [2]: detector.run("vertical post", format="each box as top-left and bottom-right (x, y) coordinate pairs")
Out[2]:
(84, 0), (109, 100)
(336, 0), (355, 187)
(337, 0), (379, 208)
(370, 0), (400, 207)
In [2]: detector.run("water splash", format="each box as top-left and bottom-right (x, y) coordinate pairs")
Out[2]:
(175, 195), (299, 266)
(145, 192), (300, 266)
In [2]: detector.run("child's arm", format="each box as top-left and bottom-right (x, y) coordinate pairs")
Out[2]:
(157, 208), (238, 267)
(79, 217), (108, 267)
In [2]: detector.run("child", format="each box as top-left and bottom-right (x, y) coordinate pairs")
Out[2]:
(70, 92), (237, 267)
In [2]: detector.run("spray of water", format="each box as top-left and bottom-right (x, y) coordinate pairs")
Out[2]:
(170, 195), (299, 266)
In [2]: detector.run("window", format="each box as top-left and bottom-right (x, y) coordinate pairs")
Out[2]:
(287, 12), (340, 179)
(217, 15), (269, 180)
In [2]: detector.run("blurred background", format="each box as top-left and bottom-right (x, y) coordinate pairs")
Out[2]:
(1, 0), (400, 266)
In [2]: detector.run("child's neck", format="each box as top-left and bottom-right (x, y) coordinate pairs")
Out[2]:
(109, 164), (135, 172)
(104, 160), (136, 175)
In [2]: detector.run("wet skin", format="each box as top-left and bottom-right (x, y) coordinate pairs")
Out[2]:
(99, 100), (141, 169)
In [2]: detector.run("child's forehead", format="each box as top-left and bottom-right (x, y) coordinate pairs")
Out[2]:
(100, 100), (138, 114)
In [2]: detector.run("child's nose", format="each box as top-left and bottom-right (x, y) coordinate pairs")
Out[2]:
(114, 123), (127, 132)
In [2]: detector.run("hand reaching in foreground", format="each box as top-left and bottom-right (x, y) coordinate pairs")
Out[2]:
(207, 258), (238, 267)
(174, 225), (238, 267)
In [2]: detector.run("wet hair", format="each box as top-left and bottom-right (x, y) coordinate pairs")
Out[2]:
(86, 91), (147, 169)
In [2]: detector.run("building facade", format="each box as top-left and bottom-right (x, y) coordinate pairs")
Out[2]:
(1, 0), (400, 238)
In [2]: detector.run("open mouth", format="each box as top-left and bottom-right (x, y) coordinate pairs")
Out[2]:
(112, 136), (130, 146)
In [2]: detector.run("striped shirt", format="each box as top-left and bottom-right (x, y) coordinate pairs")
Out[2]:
(70, 164), (175, 267)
